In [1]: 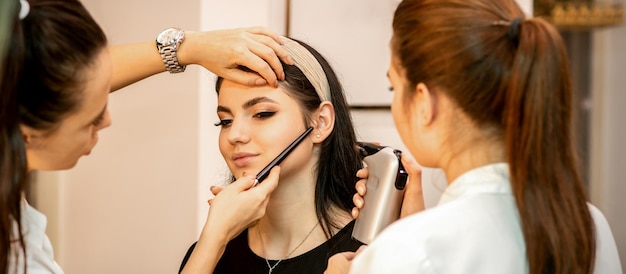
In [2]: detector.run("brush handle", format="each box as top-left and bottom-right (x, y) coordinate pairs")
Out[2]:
(254, 126), (314, 186)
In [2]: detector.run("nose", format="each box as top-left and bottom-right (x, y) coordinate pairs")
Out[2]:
(98, 109), (112, 130)
(226, 119), (251, 145)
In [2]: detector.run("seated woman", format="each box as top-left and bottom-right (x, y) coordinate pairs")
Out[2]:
(179, 37), (364, 274)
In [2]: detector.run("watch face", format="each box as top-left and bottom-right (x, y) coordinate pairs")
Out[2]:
(157, 28), (183, 46)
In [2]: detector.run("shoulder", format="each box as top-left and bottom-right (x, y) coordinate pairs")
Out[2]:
(587, 203), (623, 273)
(179, 230), (250, 273)
(326, 220), (363, 254)
(9, 202), (64, 274)
(351, 195), (527, 274)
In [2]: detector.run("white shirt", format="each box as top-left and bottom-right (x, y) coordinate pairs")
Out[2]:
(8, 201), (64, 274)
(351, 163), (622, 274)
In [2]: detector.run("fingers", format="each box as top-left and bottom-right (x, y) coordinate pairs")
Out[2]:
(340, 251), (358, 261)
(244, 42), (283, 86)
(352, 170), (368, 219)
(400, 155), (425, 218)
(239, 29), (294, 87)
(355, 245), (367, 255)
(355, 179), (366, 196)
(355, 167), (369, 179)
(245, 27), (293, 65)
(249, 33), (293, 66)
(210, 186), (225, 196)
(256, 166), (280, 193)
(351, 180), (366, 219)
(352, 192), (364, 209)
(224, 68), (270, 87)
(351, 191), (364, 219)
(245, 26), (283, 45)
(230, 175), (257, 192)
(351, 207), (359, 219)
(325, 252), (356, 274)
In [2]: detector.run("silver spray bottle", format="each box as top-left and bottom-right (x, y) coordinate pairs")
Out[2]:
(351, 142), (408, 244)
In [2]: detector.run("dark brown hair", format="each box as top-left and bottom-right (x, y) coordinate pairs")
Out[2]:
(393, 0), (595, 273)
(1, 0), (107, 272)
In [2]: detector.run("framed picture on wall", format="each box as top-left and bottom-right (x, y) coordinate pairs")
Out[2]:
(288, 0), (400, 107)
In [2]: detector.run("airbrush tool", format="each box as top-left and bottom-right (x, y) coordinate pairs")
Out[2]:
(351, 142), (408, 244)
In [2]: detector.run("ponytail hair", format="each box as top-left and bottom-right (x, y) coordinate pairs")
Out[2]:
(506, 17), (595, 273)
(1, 0), (107, 272)
(393, 0), (595, 272)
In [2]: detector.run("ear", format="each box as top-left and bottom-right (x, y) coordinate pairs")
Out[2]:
(415, 83), (436, 127)
(19, 124), (42, 148)
(311, 101), (335, 144)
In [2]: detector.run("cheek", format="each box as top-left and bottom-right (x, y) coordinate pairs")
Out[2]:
(391, 92), (407, 129)
(391, 92), (419, 155)
(218, 131), (229, 157)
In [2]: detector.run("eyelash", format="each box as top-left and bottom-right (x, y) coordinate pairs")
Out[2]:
(214, 111), (276, 128)
(92, 114), (105, 126)
(254, 111), (275, 119)
(214, 119), (232, 127)
(388, 86), (394, 92)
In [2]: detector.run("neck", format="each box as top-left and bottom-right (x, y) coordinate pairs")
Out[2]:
(261, 158), (319, 233)
(247, 156), (350, 259)
(440, 130), (506, 184)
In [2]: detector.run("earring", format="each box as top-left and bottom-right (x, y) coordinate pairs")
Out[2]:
(316, 134), (321, 138)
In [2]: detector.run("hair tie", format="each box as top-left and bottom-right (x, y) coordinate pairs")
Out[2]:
(19, 0), (30, 20)
(507, 18), (523, 45)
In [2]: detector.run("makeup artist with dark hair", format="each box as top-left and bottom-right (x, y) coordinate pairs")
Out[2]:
(1, 0), (290, 272)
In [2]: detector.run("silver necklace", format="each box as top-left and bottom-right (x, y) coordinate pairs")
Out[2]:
(257, 221), (319, 274)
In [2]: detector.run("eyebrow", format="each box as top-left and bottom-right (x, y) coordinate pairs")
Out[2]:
(217, 97), (279, 113)
(386, 71), (390, 78)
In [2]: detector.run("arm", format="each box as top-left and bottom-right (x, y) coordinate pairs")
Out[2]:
(109, 42), (163, 91)
(324, 246), (366, 274)
(110, 27), (293, 92)
(324, 251), (357, 274)
(180, 167), (280, 273)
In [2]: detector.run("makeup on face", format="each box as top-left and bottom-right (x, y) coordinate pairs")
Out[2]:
(253, 126), (314, 186)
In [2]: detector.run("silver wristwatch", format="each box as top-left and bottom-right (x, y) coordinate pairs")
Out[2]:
(156, 27), (186, 73)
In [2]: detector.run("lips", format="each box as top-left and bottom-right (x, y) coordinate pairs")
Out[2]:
(232, 152), (258, 168)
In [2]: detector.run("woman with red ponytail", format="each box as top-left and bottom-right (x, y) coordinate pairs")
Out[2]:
(327, 0), (621, 273)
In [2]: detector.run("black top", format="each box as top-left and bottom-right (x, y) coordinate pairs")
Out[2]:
(179, 220), (362, 274)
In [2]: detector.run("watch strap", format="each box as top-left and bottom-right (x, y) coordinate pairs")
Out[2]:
(156, 28), (186, 74)
(159, 45), (186, 73)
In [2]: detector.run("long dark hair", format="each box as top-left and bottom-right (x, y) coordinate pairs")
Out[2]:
(393, 0), (594, 273)
(216, 38), (363, 238)
(1, 0), (107, 272)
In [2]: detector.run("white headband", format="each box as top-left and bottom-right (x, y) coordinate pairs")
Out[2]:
(279, 37), (331, 102)
(19, 0), (30, 20)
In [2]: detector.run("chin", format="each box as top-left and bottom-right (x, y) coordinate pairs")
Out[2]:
(37, 162), (77, 171)
(56, 157), (81, 170)
(59, 162), (79, 171)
